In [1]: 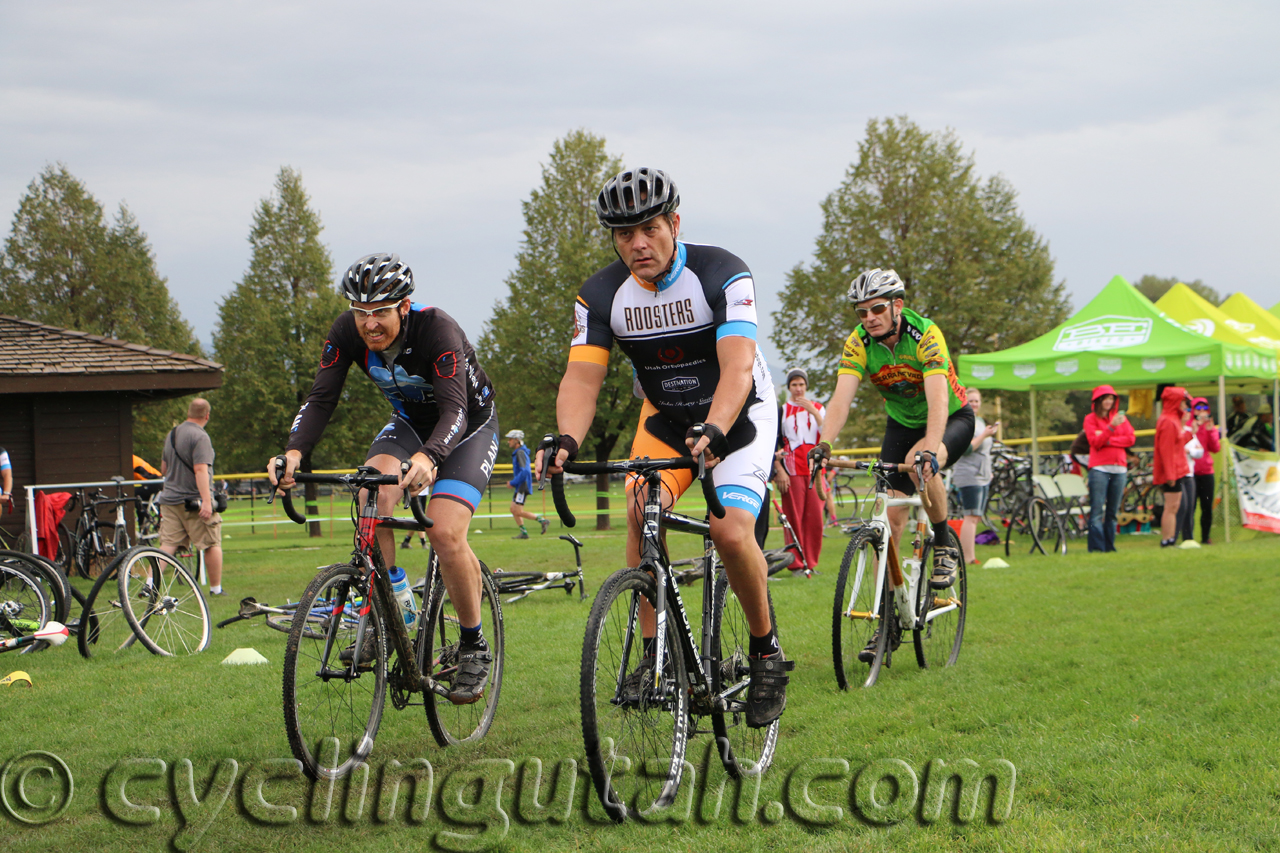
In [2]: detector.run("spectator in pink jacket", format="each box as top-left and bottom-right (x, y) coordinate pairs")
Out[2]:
(1191, 397), (1221, 544)
(1154, 386), (1194, 547)
(1083, 384), (1136, 552)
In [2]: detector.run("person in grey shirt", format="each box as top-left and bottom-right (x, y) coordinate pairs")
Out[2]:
(159, 398), (225, 594)
(952, 388), (999, 565)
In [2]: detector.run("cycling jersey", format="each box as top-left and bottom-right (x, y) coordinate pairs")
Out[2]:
(837, 306), (966, 428)
(0, 448), (9, 471)
(287, 303), (495, 467)
(569, 241), (771, 430)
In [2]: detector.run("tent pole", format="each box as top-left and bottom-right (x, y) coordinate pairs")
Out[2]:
(1219, 374), (1230, 545)
(1273, 378), (1278, 453)
(1030, 387), (1039, 473)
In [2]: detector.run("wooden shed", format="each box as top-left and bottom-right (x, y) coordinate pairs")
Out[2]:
(0, 314), (223, 538)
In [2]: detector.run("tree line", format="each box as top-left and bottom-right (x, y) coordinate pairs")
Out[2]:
(2, 117), (1189, 472)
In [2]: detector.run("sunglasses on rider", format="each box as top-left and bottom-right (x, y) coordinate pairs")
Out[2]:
(349, 303), (400, 321)
(855, 301), (893, 319)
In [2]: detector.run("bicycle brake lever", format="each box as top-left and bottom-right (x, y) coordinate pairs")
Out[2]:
(266, 455), (287, 505)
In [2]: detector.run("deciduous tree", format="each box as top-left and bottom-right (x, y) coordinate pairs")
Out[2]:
(772, 116), (1070, 445)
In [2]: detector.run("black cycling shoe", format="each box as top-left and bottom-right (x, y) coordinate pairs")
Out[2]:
(338, 634), (377, 670)
(619, 656), (655, 705)
(930, 545), (960, 590)
(448, 640), (493, 705)
(746, 651), (794, 728)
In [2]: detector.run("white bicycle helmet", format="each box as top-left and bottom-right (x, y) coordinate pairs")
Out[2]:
(846, 268), (905, 303)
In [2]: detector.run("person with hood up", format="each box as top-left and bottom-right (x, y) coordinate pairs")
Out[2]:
(1083, 385), (1135, 552)
(1190, 398), (1221, 544)
(1153, 386), (1194, 547)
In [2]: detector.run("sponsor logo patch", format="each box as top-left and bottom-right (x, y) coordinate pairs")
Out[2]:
(661, 376), (700, 393)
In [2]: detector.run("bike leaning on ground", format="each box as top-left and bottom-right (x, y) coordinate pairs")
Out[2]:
(271, 459), (505, 780)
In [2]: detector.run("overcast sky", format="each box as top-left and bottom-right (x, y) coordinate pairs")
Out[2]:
(3, 1), (1277, 379)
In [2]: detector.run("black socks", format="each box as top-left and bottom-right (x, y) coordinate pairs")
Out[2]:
(749, 630), (780, 659)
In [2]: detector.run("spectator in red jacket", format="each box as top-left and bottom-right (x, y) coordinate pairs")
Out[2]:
(1191, 397), (1221, 544)
(1083, 384), (1135, 552)
(1154, 386), (1194, 547)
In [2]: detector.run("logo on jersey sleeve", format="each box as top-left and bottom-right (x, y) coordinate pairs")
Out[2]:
(320, 340), (340, 368)
(572, 303), (590, 346)
(435, 351), (457, 379)
(839, 333), (867, 376)
(918, 325), (950, 372)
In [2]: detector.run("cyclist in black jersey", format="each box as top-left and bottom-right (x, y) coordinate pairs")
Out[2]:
(538, 167), (791, 728)
(811, 269), (974, 610)
(268, 253), (499, 705)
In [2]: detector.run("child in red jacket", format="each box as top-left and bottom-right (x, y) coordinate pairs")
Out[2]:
(1154, 386), (1193, 547)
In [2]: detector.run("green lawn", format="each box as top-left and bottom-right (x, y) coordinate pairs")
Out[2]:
(3, 484), (1279, 852)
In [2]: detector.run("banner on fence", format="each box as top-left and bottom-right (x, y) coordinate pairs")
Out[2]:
(1230, 444), (1280, 534)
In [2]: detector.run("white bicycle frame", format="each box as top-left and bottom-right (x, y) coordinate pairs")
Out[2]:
(832, 468), (962, 634)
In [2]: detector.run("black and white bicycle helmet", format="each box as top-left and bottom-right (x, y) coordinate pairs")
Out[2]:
(846, 268), (905, 303)
(341, 253), (414, 303)
(596, 167), (680, 228)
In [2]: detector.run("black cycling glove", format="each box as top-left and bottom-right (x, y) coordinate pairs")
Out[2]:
(807, 441), (832, 472)
(687, 423), (729, 460)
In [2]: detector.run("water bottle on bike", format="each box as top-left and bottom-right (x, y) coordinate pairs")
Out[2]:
(387, 566), (417, 631)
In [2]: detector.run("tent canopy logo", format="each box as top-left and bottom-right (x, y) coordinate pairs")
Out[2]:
(1053, 316), (1153, 352)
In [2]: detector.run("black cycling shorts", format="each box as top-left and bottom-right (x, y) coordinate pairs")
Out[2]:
(879, 405), (976, 495)
(367, 407), (499, 512)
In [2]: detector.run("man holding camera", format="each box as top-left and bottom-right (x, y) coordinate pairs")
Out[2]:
(159, 398), (225, 595)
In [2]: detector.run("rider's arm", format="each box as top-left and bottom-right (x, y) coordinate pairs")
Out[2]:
(922, 373), (948, 454)
(556, 361), (607, 450)
(0, 467), (10, 497)
(284, 315), (357, 460)
(702, 335), (755, 438)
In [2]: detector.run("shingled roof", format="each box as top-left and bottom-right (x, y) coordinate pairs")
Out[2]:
(0, 314), (222, 395)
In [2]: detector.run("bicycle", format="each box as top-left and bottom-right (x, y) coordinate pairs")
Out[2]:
(822, 456), (966, 689)
(490, 534), (588, 603)
(70, 481), (135, 578)
(541, 441), (784, 822)
(671, 503), (804, 586)
(999, 455), (1067, 556)
(0, 493), (74, 572)
(271, 461), (505, 780)
(76, 546), (211, 658)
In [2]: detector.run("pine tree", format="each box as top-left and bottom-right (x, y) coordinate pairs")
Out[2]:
(212, 167), (386, 477)
(478, 130), (633, 528)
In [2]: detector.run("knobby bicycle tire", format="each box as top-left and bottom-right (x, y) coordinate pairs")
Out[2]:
(117, 547), (211, 656)
(76, 551), (138, 658)
(581, 568), (689, 823)
(710, 570), (779, 779)
(283, 562), (387, 781)
(266, 610), (328, 640)
(422, 561), (504, 747)
(914, 527), (966, 668)
(832, 526), (885, 689)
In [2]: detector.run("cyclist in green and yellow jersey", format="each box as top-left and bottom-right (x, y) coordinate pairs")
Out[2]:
(810, 269), (974, 632)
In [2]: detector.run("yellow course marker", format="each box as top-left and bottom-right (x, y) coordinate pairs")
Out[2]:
(1, 671), (33, 688)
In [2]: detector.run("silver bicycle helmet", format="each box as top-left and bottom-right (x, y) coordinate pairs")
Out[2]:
(846, 268), (905, 304)
(342, 253), (414, 303)
(596, 167), (680, 228)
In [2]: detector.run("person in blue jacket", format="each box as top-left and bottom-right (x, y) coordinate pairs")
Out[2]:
(506, 430), (549, 539)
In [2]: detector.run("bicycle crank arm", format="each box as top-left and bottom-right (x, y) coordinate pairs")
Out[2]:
(422, 675), (452, 699)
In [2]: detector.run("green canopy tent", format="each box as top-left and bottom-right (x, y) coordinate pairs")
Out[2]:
(1271, 301), (1280, 319)
(959, 275), (1277, 543)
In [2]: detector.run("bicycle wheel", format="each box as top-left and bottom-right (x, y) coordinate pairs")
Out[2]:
(117, 547), (211, 656)
(422, 561), (504, 747)
(710, 570), (779, 779)
(0, 563), (50, 646)
(0, 550), (71, 626)
(1030, 497), (1067, 555)
(283, 563), (387, 781)
(112, 524), (130, 557)
(76, 552), (140, 658)
(581, 568), (689, 822)
(833, 526), (887, 689)
(914, 528), (967, 668)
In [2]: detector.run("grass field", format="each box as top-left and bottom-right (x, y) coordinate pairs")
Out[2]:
(3, 481), (1279, 852)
